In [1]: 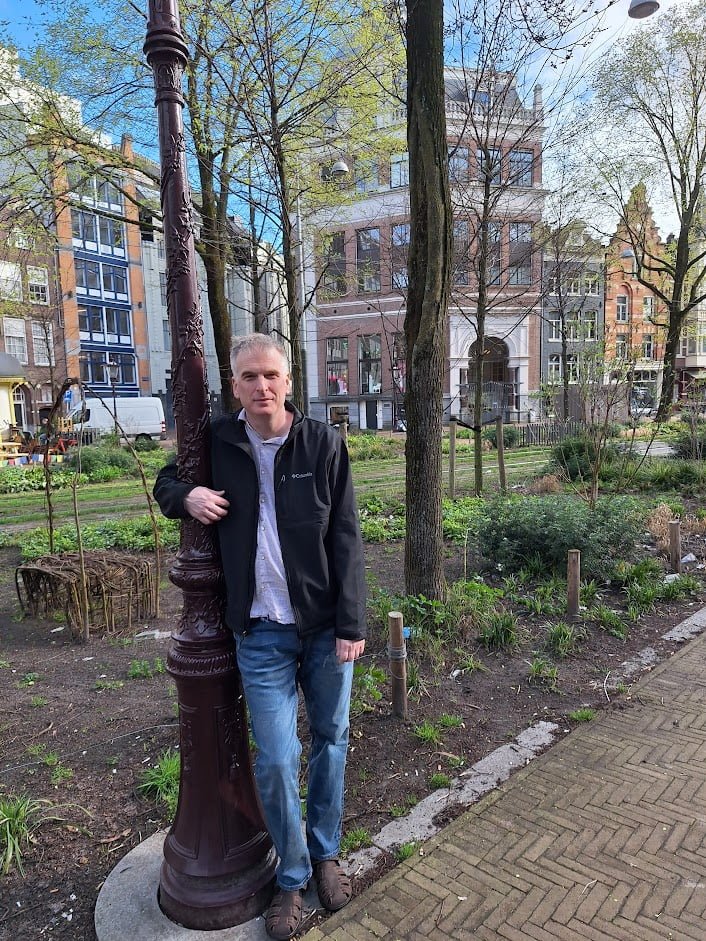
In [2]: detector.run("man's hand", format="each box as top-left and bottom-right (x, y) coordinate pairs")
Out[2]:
(336, 638), (366, 664)
(184, 486), (230, 525)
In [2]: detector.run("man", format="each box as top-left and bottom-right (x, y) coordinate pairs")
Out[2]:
(154, 333), (366, 940)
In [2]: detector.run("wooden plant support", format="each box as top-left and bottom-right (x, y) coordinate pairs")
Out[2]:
(388, 610), (408, 720)
(496, 416), (506, 493)
(669, 520), (682, 574)
(567, 549), (581, 620)
(449, 416), (457, 499)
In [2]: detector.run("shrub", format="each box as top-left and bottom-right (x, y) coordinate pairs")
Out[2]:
(550, 435), (618, 482)
(482, 424), (520, 449)
(134, 436), (161, 452)
(474, 494), (646, 578)
(668, 421), (706, 460)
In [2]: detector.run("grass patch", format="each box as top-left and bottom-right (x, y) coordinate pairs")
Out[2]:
(137, 748), (180, 818)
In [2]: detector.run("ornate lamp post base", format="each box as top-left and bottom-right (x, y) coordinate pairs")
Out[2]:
(144, 2), (276, 928)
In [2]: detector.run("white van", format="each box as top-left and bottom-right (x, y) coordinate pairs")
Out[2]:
(68, 396), (166, 441)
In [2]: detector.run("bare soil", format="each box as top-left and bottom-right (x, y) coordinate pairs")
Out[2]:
(1, 529), (705, 941)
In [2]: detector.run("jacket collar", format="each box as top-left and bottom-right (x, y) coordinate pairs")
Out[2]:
(213, 400), (304, 447)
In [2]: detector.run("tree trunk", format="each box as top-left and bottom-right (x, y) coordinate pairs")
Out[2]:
(656, 303), (682, 422)
(404, 0), (451, 600)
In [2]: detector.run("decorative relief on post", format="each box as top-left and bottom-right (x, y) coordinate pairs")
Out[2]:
(161, 133), (186, 197)
(155, 62), (183, 94)
(179, 705), (196, 773)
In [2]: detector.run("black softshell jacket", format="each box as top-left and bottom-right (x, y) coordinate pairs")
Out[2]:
(153, 404), (366, 641)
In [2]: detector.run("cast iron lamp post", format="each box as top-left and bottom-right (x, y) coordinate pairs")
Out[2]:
(144, 1), (275, 929)
(106, 359), (119, 436)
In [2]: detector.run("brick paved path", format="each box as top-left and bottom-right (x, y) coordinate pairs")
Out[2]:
(305, 631), (706, 940)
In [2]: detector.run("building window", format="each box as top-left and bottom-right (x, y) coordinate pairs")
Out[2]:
(3, 317), (27, 363)
(616, 295), (629, 321)
(99, 216), (126, 256)
(566, 277), (581, 295)
(321, 232), (347, 297)
(642, 334), (654, 359)
(359, 335), (382, 393)
(162, 319), (171, 351)
(508, 149), (533, 186)
(27, 267), (49, 305)
(391, 223), (409, 289)
(548, 353), (578, 382)
(392, 332), (406, 394)
(0, 261), (22, 300)
(114, 352), (136, 385)
(548, 353), (561, 382)
(616, 333), (629, 359)
(72, 209), (98, 247)
(78, 304), (104, 341)
(448, 146), (469, 183)
(547, 275), (559, 295)
(453, 220), (470, 286)
(548, 314), (561, 341)
(80, 350), (109, 384)
(10, 228), (31, 250)
(643, 296), (654, 317)
(508, 222), (532, 285)
(78, 304), (131, 344)
(105, 307), (131, 343)
(101, 263), (129, 300)
(75, 258), (101, 295)
(566, 354), (579, 382)
(356, 228), (381, 294)
(159, 271), (168, 307)
(584, 311), (597, 340)
(477, 147), (502, 184)
(354, 160), (379, 194)
(585, 273), (600, 296)
(326, 337), (349, 395)
(69, 170), (122, 210)
(31, 321), (55, 366)
(390, 152), (409, 188)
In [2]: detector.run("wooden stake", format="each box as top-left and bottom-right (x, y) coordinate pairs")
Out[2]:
(496, 416), (506, 493)
(388, 611), (407, 719)
(567, 549), (581, 619)
(669, 520), (682, 574)
(449, 416), (457, 499)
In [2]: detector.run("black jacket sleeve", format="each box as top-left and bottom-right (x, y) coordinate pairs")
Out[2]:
(327, 436), (367, 640)
(153, 461), (196, 519)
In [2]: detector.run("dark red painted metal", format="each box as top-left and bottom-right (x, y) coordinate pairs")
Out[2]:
(143, 2), (275, 928)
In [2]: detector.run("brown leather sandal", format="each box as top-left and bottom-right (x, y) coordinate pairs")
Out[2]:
(265, 887), (305, 940)
(313, 859), (352, 912)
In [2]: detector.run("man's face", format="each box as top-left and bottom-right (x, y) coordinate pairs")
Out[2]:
(231, 347), (291, 422)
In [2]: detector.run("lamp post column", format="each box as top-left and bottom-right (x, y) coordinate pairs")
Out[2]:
(144, 1), (275, 929)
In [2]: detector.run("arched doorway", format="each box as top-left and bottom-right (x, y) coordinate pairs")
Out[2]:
(468, 337), (509, 383)
(466, 337), (516, 421)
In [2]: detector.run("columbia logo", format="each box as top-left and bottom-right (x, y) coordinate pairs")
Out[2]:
(291, 472), (313, 479)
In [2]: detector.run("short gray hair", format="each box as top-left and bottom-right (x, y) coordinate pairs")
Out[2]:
(230, 333), (290, 375)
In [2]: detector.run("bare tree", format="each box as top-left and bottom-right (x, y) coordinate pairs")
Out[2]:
(588, 1), (706, 420)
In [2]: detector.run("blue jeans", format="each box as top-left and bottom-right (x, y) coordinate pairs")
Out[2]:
(235, 619), (353, 891)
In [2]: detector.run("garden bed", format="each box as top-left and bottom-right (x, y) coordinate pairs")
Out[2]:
(1, 505), (706, 940)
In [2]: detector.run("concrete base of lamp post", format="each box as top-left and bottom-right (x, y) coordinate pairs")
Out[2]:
(95, 830), (321, 941)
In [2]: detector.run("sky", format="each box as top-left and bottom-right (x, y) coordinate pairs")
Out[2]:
(0, 0), (684, 49)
